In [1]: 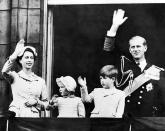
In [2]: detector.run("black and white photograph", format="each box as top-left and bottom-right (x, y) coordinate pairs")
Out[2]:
(0, 0), (165, 131)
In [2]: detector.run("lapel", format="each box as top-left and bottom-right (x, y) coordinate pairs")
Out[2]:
(102, 88), (117, 97)
(143, 62), (152, 71)
(18, 70), (39, 82)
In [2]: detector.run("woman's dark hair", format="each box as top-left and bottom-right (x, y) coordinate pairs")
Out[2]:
(100, 65), (118, 80)
(16, 48), (36, 67)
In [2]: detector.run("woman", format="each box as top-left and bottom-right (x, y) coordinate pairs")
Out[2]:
(1, 39), (48, 117)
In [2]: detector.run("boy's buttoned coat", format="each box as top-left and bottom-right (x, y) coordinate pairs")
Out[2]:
(81, 87), (125, 118)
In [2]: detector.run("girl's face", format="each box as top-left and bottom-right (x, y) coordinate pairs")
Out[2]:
(19, 51), (34, 70)
(57, 81), (68, 96)
(100, 76), (115, 89)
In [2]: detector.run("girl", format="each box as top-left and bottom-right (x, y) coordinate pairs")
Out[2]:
(48, 76), (85, 118)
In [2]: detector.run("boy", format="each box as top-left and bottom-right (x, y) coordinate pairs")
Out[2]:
(78, 65), (125, 118)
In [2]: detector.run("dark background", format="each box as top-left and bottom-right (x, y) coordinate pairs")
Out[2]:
(51, 4), (165, 117)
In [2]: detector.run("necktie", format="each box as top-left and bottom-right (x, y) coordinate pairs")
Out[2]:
(137, 62), (142, 72)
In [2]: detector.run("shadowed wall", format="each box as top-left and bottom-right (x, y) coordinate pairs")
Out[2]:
(52, 4), (165, 117)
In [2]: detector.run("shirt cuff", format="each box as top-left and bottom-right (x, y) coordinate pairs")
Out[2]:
(107, 30), (116, 37)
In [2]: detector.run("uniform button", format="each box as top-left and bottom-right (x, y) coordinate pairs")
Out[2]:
(139, 96), (142, 99)
(138, 102), (141, 105)
(127, 100), (130, 103)
(140, 91), (143, 93)
(128, 95), (131, 97)
(142, 86), (144, 89)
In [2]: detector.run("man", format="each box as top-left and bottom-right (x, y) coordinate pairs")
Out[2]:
(103, 9), (165, 117)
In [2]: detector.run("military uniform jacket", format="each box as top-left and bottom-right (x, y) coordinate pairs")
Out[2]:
(102, 36), (165, 117)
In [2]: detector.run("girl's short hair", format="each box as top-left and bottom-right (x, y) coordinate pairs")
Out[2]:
(100, 65), (118, 79)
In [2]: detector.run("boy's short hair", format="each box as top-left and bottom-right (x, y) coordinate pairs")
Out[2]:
(100, 65), (118, 79)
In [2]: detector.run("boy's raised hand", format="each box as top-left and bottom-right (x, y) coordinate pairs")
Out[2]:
(78, 76), (87, 88)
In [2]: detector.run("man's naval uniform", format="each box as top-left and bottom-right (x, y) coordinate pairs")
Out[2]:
(101, 36), (165, 117)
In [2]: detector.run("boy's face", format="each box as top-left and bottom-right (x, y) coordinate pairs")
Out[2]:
(100, 76), (115, 89)
(57, 81), (68, 96)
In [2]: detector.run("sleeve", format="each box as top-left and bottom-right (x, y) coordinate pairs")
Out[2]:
(80, 86), (93, 103)
(115, 92), (126, 118)
(157, 71), (165, 116)
(77, 98), (86, 118)
(1, 58), (15, 83)
(88, 89), (95, 100)
(36, 79), (49, 110)
(103, 36), (115, 52)
(102, 34), (130, 62)
(100, 36), (119, 67)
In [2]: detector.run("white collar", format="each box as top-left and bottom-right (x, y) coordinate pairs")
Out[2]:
(136, 59), (147, 71)
(103, 88), (118, 96)
(18, 70), (38, 81)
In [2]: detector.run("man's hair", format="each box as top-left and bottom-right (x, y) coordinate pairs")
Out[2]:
(100, 65), (118, 80)
(129, 36), (147, 46)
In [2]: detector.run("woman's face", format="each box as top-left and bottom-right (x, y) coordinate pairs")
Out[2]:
(19, 51), (35, 70)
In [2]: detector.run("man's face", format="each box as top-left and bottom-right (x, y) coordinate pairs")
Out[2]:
(129, 37), (147, 60)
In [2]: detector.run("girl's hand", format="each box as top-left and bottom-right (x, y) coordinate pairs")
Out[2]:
(78, 76), (87, 88)
(49, 94), (58, 105)
(47, 95), (58, 110)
